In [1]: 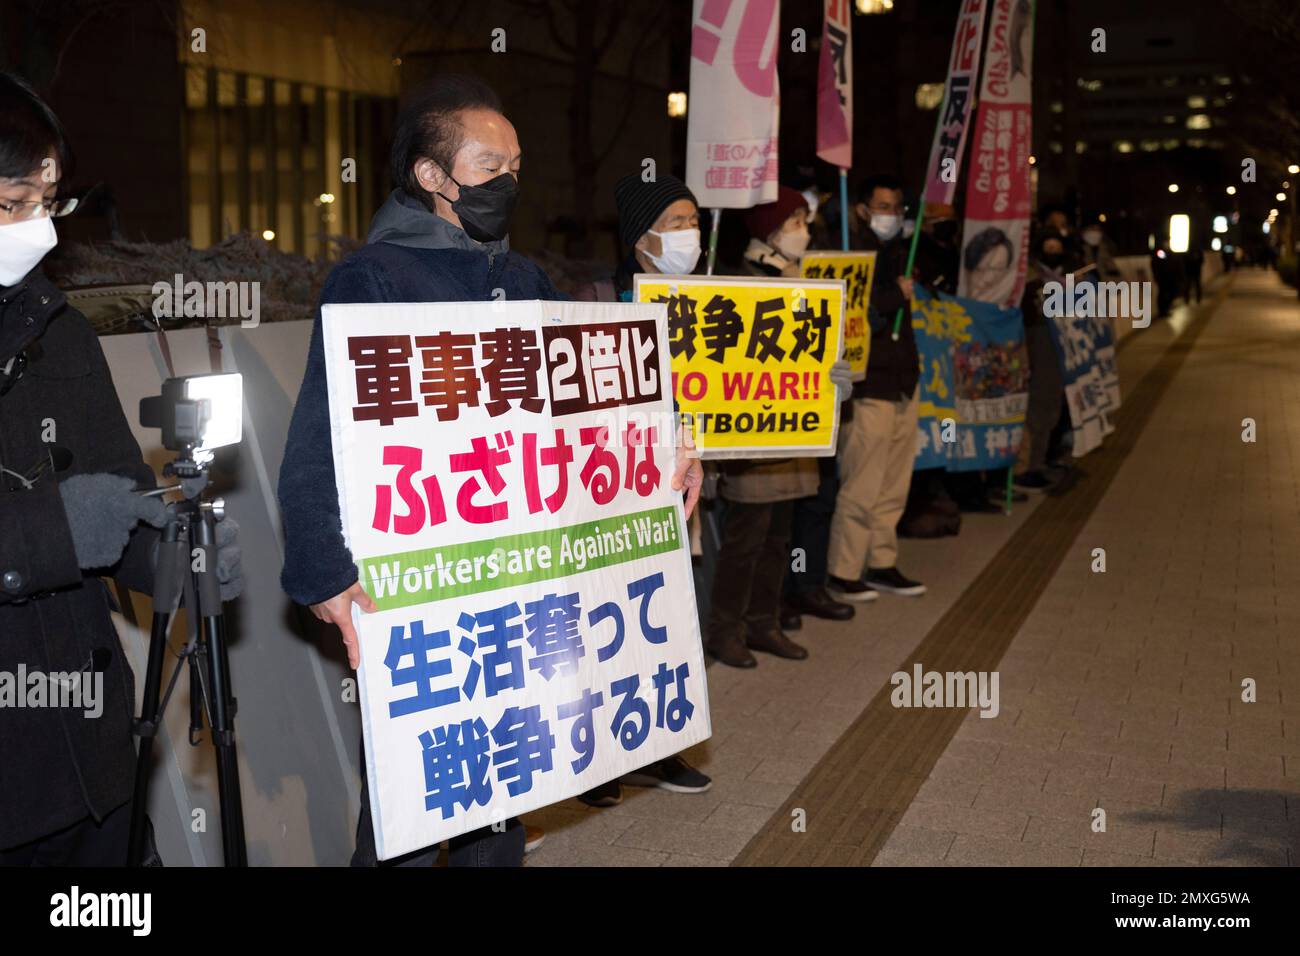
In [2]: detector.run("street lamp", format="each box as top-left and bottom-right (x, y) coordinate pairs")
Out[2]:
(1168, 183), (1179, 193)
(1289, 164), (1300, 174)
(1226, 186), (1237, 195)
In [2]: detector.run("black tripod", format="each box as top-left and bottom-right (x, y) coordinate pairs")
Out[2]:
(127, 466), (247, 866)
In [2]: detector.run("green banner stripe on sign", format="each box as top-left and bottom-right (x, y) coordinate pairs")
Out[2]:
(357, 506), (683, 611)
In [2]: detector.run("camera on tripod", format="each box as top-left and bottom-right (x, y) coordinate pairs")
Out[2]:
(139, 372), (243, 477)
(130, 371), (248, 866)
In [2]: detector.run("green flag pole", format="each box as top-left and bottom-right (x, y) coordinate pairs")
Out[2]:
(891, 106), (947, 342)
(839, 169), (850, 251)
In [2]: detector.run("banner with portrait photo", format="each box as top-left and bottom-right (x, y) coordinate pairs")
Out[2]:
(912, 285), (1029, 472)
(321, 300), (710, 860)
(800, 249), (876, 380)
(634, 274), (845, 459)
(957, 0), (1035, 307)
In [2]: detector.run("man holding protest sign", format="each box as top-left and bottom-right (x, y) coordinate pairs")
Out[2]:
(278, 75), (703, 866)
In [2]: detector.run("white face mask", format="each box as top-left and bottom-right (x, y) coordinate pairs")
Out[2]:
(870, 213), (902, 241)
(0, 213), (57, 286)
(1082, 230), (1102, 247)
(774, 226), (811, 261)
(646, 227), (701, 275)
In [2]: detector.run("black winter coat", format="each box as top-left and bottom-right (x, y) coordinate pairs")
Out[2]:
(851, 230), (921, 402)
(0, 269), (157, 850)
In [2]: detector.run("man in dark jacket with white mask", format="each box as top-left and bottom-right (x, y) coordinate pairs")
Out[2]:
(278, 75), (702, 866)
(826, 173), (927, 603)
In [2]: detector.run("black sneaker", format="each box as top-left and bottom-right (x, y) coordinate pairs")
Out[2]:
(864, 567), (926, 596)
(622, 755), (712, 794)
(827, 575), (879, 603)
(577, 779), (623, 807)
(1013, 470), (1053, 492)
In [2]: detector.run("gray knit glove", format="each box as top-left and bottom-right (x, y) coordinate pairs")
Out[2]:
(829, 358), (853, 403)
(59, 473), (168, 570)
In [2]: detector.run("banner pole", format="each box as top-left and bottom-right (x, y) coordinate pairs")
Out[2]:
(707, 208), (722, 276)
(839, 168), (850, 251)
(890, 101), (948, 342)
(1004, 466), (1013, 515)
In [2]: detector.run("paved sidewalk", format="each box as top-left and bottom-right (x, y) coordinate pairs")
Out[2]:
(877, 270), (1300, 866)
(524, 270), (1300, 866)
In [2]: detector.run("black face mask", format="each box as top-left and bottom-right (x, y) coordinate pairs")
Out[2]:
(1040, 253), (1064, 269)
(437, 171), (519, 242)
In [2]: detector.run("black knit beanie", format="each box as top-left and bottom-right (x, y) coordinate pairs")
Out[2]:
(615, 172), (698, 250)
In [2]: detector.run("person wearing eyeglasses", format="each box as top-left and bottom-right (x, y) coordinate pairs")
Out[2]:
(0, 72), (241, 865)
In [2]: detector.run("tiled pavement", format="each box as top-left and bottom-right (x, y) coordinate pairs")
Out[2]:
(524, 270), (1300, 866)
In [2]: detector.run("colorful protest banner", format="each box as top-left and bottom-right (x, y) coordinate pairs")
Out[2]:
(957, 0), (1035, 308)
(816, 0), (852, 170)
(1043, 275), (1120, 457)
(800, 249), (876, 380)
(633, 274), (845, 459)
(320, 300), (710, 860)
(923, 0), (988, 206)
(686, 0), (781, 209)
(912, 285), (1029, 471)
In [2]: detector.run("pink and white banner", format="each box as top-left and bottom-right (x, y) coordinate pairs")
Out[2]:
(686, 0), (781, 209)
(922, 0), (987, 206)
(816, 0), (852, 170)
(957, 0), (1035, 307)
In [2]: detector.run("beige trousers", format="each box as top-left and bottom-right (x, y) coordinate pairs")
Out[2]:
(827, 390), (919, 579)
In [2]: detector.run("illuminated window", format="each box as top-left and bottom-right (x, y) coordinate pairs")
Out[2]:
(1186, 114), (1211, 130)
(1115, 140), (1134, 153)
(1186, 95), (1207, 108)
(667, 92), (687, 118)
(915, 83), (944, 110)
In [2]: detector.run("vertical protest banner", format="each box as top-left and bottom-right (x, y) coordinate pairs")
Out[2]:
(687, 0), (781, 210)
(800, 249), (876, 380)
(957, 0), (1035, 308)
(817, 0), (852, 246)
(1042, 274), (1119, 457)
(816, 0), (852, 169)
(912, 286), (1029, 471)
(633, 274), (845, 458)
(321, 300), (710, 860)
(923, 0), (988, 206)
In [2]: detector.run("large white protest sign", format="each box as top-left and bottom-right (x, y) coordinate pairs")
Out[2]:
(321, 300), (710, 860)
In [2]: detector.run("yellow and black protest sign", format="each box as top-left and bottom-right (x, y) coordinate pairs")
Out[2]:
(633, 274), (845, 459)
(800, 250), (876, 381)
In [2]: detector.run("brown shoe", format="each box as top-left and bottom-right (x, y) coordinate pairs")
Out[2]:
(746, 628), (809, 660)
(708, 638), (757, 668)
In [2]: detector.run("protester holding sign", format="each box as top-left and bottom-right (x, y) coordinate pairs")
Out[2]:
(704, 188), (848, 667)
(827, 174), (927, 602)
(569, 171), (714, 807)
(278, 75), (703, 867)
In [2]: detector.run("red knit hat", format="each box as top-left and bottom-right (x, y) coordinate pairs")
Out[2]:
(745, 186), (809, 242)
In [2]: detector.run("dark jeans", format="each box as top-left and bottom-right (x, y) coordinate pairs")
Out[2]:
(784, 456), (839, 597)
(1025, 321), (1065, 472)
(0, 800), (130, 866)
(351, 739), (524, 867)
(709, 498), (793, 651)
